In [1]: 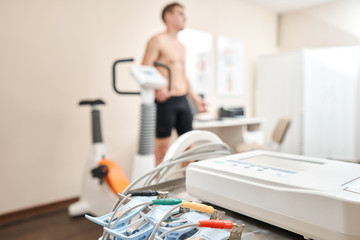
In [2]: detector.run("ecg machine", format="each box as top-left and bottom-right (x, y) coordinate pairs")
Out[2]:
(186, 150), (360, 240)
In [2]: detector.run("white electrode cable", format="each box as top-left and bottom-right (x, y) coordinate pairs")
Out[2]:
(155, 222), (200, 239)
(130, 151), (228, 193)
(101, 193), (131, 240)
(148, 203), (183, 240)
(122, 150), (230, 195)
(109, 194), (131, 219)
(160, 167), (188, 182)
(110, 201), (153, 229)
(154, 149), (231, 185)
(143, 142), (232, 186)
(154, 143), (232, 184)
(143, 142), (228, 185)
(153, 149), (231, 185)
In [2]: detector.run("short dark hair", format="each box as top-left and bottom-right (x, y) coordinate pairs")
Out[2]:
(161, 2), (184, 23)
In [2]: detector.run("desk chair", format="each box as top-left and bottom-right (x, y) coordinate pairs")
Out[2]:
(235, 116), (291, 153)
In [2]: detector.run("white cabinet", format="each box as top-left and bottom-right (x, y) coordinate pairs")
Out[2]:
(256, 46), (360, 162)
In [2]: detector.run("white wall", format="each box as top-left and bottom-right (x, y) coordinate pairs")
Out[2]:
(256, 0), (360, 161)
(0, 0), (277, 215)
(279, 0), (360, 50)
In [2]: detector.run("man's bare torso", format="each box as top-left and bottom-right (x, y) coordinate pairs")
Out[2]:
(154, 33), (188, 96)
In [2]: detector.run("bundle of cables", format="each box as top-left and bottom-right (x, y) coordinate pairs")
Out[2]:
(123, 130), (234, 195)
(88, 130), (241, 240)
(90, 194), (245, 240)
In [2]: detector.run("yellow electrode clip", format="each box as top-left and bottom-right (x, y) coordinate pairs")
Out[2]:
(182, 202), (215, 214)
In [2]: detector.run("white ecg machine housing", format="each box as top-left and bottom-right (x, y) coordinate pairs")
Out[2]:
(186, 150), (360, 240)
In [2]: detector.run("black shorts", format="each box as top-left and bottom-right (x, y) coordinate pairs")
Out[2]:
(156, 95), (193, 138)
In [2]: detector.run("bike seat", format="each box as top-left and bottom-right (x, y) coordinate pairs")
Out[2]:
(79, 99), (105, 106)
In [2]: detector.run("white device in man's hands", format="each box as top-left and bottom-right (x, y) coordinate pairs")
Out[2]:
(130, 65), (166, 89)
(186, 150), (360, 240)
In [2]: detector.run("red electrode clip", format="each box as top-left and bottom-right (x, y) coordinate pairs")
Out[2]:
(198, 220), (234, 229)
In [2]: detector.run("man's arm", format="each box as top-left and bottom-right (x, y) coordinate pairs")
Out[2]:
(179, 43), (206, 112)
(187, 79), (207, 113)
(142, 36), (160, 66)
(142, 36), (170, 102)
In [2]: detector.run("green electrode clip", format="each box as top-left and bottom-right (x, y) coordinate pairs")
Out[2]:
(152, 198), (182, 205)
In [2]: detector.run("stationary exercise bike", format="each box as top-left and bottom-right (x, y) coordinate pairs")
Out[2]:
(68, 99), (130, 217)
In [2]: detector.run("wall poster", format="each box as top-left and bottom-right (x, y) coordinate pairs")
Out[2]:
(178, 28), (213, 95)
(216, 36), (244, 96)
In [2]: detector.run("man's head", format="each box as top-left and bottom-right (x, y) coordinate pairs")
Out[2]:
(161, 2), (186, 31)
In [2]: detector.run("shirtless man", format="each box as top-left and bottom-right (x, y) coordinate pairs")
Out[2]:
(142, 2), (206, 166)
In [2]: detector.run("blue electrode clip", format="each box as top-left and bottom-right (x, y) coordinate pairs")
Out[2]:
(86, 196), (156, 229)
(104, 205), (179, 240)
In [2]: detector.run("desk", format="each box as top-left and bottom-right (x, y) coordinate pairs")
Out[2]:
(193, 117), (265, 150)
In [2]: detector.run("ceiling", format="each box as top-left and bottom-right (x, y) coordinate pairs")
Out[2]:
(246, 0), (339, 13)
